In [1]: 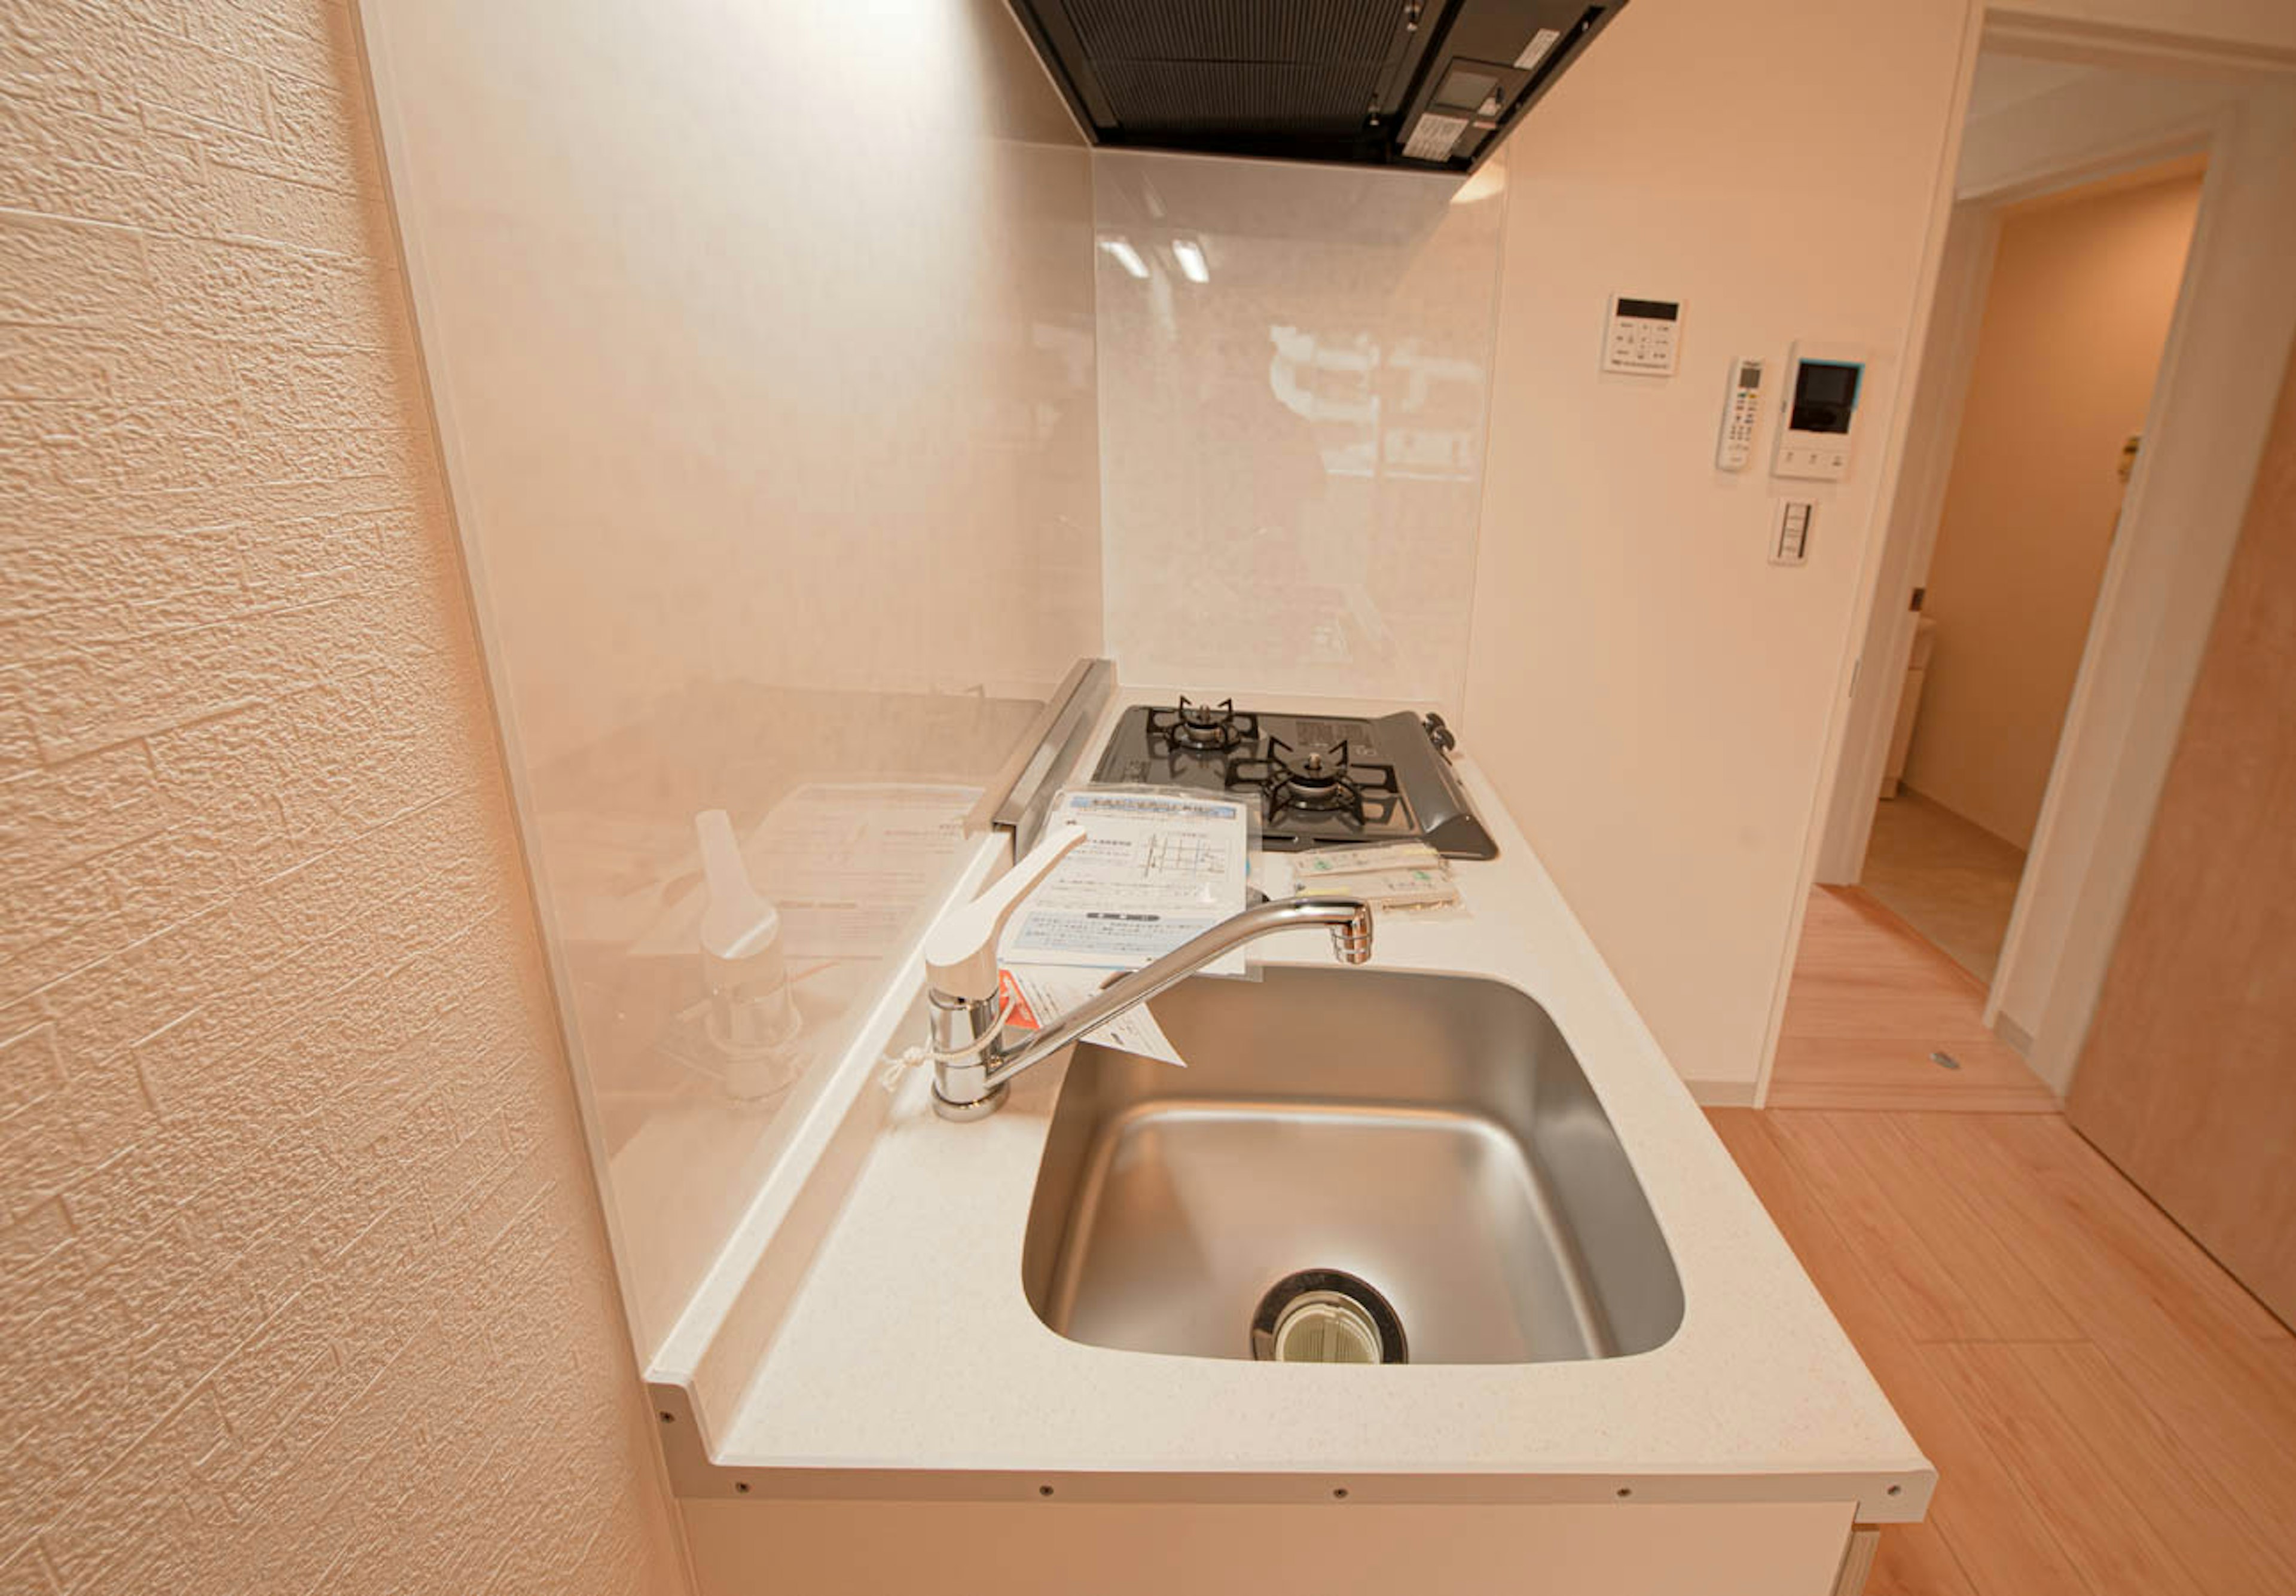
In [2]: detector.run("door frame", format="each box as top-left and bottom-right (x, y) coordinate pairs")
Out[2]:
(1773, 17), (2296, 1103)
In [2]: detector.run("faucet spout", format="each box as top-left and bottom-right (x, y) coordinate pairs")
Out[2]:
(929, 894), (1373, 1121)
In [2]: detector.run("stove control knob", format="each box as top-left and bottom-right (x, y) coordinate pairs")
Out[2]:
(1423, 713), (1457, 754)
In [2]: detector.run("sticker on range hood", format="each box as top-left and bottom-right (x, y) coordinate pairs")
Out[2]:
(1403, 114), (1471, 163)
(1515, 27), (1564, 70)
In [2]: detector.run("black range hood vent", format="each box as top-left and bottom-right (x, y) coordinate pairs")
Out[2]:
(1006, 0), (1628, 172)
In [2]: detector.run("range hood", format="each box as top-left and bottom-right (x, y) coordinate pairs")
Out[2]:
(1004, 0), (1629, 173)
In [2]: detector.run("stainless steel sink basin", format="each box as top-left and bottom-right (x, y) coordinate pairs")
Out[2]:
(1020, 968), (1683, 1365)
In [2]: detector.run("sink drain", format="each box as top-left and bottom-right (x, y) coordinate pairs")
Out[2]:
(1250, 1270), (1407, 1364)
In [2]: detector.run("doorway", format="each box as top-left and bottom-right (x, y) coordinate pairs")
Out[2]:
(1866, 149), (2205, 985)
(1778, 29), (2296, 1106)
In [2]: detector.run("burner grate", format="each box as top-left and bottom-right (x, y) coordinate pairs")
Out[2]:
(1225, 735), (1402, 828)
(1147, 695), (1259, 755)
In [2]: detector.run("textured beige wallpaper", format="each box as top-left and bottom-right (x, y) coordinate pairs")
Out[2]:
(0, 2), (688, 1591)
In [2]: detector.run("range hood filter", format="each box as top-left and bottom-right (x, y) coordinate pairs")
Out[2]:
(1004, 0), (1629, 173)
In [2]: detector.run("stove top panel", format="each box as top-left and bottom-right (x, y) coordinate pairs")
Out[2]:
(1090, 700), (1490, 855)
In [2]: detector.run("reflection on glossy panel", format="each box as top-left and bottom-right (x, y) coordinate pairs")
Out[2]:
(1095, 149), (1507, 705)
(363, 0), (1101, 1359)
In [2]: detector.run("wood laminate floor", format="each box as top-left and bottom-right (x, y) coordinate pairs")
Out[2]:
(1713, 1108), (2296, 1595)
(1723, 883), (2296, 1593)
(1863, 790), (2028, 982)
(1768, 887), (2058, 1112)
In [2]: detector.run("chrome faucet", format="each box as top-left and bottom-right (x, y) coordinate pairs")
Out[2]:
(921, 826), (1373, 1121)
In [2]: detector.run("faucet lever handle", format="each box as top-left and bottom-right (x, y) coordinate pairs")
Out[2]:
(924, 824), (1088, 1004)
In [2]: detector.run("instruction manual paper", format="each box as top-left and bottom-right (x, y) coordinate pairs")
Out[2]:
(999, 788), (1251, 976)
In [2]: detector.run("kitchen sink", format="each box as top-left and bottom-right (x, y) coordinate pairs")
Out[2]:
(1019, 967), (1683, 1365)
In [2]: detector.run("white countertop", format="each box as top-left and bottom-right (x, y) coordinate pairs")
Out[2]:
(679, 696), (1934, 1521)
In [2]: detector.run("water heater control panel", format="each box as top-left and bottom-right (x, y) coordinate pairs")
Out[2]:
(1602, 294), (1682, 376)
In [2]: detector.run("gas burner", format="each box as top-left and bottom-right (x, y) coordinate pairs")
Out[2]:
(1147, 695), (1258, 754)
(1225, 736), (1403, 826)
(1092, 702), (1494, 857)
(1267, 742), (1353, 810)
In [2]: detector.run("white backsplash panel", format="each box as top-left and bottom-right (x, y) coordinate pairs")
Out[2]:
(1095, 149), (1509, 707)
(362, 0), (1101, 1363)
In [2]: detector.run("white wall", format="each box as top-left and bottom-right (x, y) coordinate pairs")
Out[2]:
(1460, 0), (1976, 1096)
(1095, 151), (1508, 705)
(361, 0), (1103, 1361)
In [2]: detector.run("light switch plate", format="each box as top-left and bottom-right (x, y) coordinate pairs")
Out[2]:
(1772, 500), (1813, 565)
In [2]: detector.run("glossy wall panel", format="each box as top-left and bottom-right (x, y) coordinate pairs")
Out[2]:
(1094, 150), (1509, 707)
(361, 0), (1100, 1360)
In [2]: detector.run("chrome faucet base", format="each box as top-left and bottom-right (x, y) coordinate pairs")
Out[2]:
(931, 1081), (1009, 1121)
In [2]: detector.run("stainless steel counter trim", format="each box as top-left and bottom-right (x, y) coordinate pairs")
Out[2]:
(973, 656), (1115, 851)
(963, 658), (1095, 837)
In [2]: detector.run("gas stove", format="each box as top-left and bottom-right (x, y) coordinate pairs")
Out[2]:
(1091, 696), (1498, 859)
